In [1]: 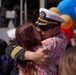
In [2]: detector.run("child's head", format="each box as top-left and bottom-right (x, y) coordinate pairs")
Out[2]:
(16, 22), (41, 49)
(58, 46), (76, 75)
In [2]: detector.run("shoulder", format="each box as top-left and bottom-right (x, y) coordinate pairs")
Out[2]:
(58, 32), (68, 39)
(41, 32), (68, 49)
(56, 32), (68, 43)
(41, 32), (67, 43)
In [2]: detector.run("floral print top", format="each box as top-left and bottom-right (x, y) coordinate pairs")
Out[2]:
(34, 32), (68, 75)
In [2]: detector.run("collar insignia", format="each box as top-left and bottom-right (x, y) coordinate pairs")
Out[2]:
(39, 11), (46, 19)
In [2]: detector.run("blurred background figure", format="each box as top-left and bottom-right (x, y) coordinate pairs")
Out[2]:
(7, 28), (16, 44)
(0, 39), (15, 75)
(58, 46), (76, 75)
(0, 39), (8, 55)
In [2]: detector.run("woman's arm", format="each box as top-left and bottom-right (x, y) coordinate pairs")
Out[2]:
(6, 41), (51, 66)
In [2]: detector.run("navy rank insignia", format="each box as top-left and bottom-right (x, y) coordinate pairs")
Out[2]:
(39, 11), (46, 19)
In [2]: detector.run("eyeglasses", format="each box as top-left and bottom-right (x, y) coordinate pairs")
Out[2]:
(35, 24), (56, 31)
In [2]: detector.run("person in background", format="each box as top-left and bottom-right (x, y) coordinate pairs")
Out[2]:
(0, 39), (8, 55)
(6, 8), (68, 68)
(58, 46), (76, 75)
(0, 39), (8, 75)
(7, 28), (16, 44)
(0, 39), (15, 75)
(7, 29), (19, 75)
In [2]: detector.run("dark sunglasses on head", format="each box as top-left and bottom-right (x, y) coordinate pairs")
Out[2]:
(35, 24), (57, 31)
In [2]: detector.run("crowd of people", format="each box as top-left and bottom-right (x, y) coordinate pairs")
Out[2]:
(0, 8), (75, 75)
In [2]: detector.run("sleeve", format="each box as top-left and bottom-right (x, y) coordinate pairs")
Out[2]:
(5, 41), (26, 61)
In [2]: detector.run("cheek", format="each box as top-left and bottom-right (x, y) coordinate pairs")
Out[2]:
(44, 30), (53, 38)
(45, 30), (52, 35)
(35, 31), (41, 41)
(37, 33), (41, 41)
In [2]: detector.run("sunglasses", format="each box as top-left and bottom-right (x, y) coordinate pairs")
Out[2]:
(35, 24), (56, 31)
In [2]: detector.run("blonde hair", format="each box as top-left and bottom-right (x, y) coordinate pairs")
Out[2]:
(58, 46), (76, 75)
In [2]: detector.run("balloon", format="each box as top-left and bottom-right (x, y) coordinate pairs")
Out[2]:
(49, 7), (61, 15)
(60, 15), (73, 29)
(60, 28), (74, 40)
(68, 39), (72, 45)
(57, 0), (76, 20)
(70, 8), (76, 20)
(71, 20), (76, 29)
(57, 0), (72, 15)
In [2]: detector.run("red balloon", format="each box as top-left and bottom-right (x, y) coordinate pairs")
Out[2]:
(68, 39), (72, 45)
(60, 28), (74, 40)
